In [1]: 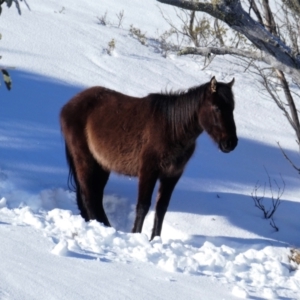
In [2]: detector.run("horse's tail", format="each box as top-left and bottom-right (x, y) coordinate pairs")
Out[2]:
(64, 143), (77, 192)
(64, 143), (89, 220)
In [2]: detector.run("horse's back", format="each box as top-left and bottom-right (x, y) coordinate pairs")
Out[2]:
(61, 86), (150, 129)
(61, 86), (153, 176)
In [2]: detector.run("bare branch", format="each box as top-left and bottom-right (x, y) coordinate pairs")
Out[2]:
(283, 0), (300, 15)
(248, 0), (264, 25)
(179, 46), (261, 60)
(255, 66), (297, 131)
(264, 168), (284, 219)
(262, 0), (278, 35)
(270, 217), (279, 231)
(0, 0), (29, 15)
(251, 181), (268, 219)
(214, 19), (225, 47)
(277, 141), (300, 173)
(116, 10), (125, 28)
(157, 0), (300, 83)
(97, 11), (109, 26)
(275, 69), (300, 143)
(251, 168), (285, 220)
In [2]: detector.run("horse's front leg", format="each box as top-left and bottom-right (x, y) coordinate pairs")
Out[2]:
(150, 174), (182, 240)
(132, 160), (158, 234)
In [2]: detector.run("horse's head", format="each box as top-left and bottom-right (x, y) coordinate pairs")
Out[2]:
(199, 77), (238, 153)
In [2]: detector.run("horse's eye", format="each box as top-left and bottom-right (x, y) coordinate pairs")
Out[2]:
(213, 105), (220, 113)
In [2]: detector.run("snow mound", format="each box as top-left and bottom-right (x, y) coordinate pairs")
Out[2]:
(1, 188), (299, 299)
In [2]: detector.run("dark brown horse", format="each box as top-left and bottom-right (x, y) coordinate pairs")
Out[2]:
(60, 77), (238, 240)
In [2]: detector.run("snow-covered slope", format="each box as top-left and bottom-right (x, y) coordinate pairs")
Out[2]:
(0, 0), (299, 299)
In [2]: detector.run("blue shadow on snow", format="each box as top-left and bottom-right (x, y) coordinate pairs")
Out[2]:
(0, 70), (299, 247)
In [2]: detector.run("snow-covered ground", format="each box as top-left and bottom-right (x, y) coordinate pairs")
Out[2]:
(0, 0), (300, 299)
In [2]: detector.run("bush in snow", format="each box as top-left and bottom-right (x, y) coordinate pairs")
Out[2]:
(129, 25), (147, 45)
(105, 38), (116, 55)
(251, 170), (285, 231)
(289, 248), (300, 269)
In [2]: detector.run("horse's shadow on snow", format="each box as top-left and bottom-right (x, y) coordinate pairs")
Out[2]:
(168, 135), (300, 248)
(0, 70), (81, 192)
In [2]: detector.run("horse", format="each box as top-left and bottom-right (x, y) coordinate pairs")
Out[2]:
(60, 76), (238, 240)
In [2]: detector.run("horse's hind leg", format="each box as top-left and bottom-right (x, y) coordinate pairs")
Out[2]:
(88, 163), (111, 226)
(71, 146), (111, 226)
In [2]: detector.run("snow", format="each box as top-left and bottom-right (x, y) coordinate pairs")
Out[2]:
(0, 0), (300, 299)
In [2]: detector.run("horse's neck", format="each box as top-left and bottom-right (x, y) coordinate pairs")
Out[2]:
(169, 115), (202, 145)
(170, 93), (202, 140)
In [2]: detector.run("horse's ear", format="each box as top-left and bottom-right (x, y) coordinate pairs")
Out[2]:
(210, 76), (217, 93)
(228, 78), (235, 88)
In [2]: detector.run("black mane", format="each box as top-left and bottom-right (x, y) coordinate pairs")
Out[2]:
(149, 83), (209, 136)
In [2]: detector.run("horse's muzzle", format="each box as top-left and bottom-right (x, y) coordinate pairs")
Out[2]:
(219, 137), (238, 153)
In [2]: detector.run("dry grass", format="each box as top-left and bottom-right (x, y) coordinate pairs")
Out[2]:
(129, 25), (147, 45)
(289, 248), (300, 267)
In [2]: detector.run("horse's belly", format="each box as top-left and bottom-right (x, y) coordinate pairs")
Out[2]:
(107, 152), (140, 176)
(88, 139), (140, 176)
